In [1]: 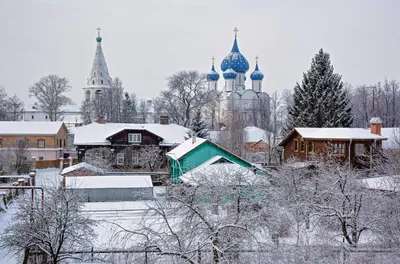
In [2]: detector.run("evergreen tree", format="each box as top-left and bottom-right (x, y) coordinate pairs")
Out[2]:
(190, 111), (209, 138)
(286, 49), (352, 131)
(122, 92), (136, 123)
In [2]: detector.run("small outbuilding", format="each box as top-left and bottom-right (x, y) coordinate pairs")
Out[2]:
(65, 175), (153, 202)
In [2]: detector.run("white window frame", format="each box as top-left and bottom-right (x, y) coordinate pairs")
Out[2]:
(116, 153), (124, 166)
(132, 153), (139, 165)
(38, 139), (45, 148)
(128, 133), (142, 143)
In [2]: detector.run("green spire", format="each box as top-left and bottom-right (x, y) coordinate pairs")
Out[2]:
(96, 27), (102, 42)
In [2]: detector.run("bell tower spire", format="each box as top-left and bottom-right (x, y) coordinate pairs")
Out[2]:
(83, 28), (113, 102)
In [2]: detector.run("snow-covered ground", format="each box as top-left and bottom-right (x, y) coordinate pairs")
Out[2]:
(0, 168), (61, 264)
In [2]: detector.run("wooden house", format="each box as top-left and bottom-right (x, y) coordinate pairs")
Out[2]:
(278, 118), (387, 168)
(166, 137), (260, 183)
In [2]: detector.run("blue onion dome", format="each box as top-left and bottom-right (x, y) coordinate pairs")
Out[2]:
(221, 37), (250, 73)
(223, 68), (237, 79)
(206, 64), (220, 81)
(250, 62), (264, 81)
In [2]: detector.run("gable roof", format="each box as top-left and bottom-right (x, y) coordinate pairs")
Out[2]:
(179, 155), (258, 186)
(279, 127), (388, 146)
(165, 137), (207, 160)
(0, 121), (65, 136)
(209, 126), (270, 143)
(61, 162), (105, 175)
(73, 122), (190, 146)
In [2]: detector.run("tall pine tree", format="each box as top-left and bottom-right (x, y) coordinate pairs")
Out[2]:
(188, 111), (209, 139)
(287, 49), (352, 131)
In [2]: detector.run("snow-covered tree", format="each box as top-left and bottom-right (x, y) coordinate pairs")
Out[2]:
(7, 94), (24, 121)
(0, 187), (96, 264)
(160, 70), (214, 128)
(28, 75), (72, 121)
(0, 86), (8, 121)
(121, 92), (137, 123)
(189, 111), (209, 139)
(286, 49), (352, 131)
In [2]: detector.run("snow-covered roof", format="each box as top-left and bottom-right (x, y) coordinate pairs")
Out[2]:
(24, 103), (81, 113)
(73, 122), (190, 146)
(60, 114), (83, 124)
(65, 175), (153, 189)
(209, 126), (269, 143)
(180, 155), (258, 186)
(381, 128), (400, 149)
(279, 127), (387, 146)
(166, 137), (207, 160)
(360, 176), (400, 191)
(244, 126), (268, 142)
(61, 162), (105, 175)
(0, 121), (64, 135)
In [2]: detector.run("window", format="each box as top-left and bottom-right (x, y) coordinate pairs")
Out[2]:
(38, 139), (45, 148)
(31, 115), (34, 120)
(128, 133), (142, 143)
(45, 115), (48, 120)
(101, 80), (104, 84)
(0, 139), (2, 148)
(63, 139), (66, 148)
(38, 156), (44, 161)
(132, 153), (139, 165)
(101, 72), (103, 76)
(300, 141), (305, 152)
(307, 141), (314, 153)
(116, 153), (124, 165)
(355, 144), (365, 156)
(331, 143), (345, 155)
(94, 72), (96, 76)
(294, 139), (299, 152)
(92, 80), (95, 85)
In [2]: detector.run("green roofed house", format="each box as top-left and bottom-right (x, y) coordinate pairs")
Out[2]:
(166, 136), (263, 184)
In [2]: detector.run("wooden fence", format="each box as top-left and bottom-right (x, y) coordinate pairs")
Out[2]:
(35, 159), (78, 169)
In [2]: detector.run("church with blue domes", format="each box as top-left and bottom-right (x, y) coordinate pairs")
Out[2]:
(206, 28), (270, 128)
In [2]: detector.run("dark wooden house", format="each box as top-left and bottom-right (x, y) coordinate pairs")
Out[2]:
(278, 118), (387, 168)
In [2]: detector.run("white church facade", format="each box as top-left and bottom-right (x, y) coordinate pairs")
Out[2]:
(206, 28), (270, 128)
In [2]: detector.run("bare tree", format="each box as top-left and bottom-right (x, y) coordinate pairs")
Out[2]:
(137, 99), (150, 123)
(0, 187), (96, 264)
(216, 105), (246, 158)
(84, 147), (113, 171)
(28, 75), (72, 121)
(118, 167), (270, 264)
(161, 71), (213, 128)
(80, 100), (94, 125)
(7, 94), (24, 121)
(8, 138), (31, 175)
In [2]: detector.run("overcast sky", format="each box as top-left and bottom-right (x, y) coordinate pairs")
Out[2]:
(1, 0), (399, 105)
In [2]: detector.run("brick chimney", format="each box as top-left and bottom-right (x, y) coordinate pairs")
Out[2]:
(159, 116), (169, 125)
(370, 117), (383, 135)
(97, 117), (106, 124)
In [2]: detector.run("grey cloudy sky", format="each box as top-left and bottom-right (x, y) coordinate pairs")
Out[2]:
(0, 0), (399, 105)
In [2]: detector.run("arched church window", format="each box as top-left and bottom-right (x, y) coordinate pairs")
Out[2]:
(92, 80), (95, 85)
(101, 80), (104, 84)
(85, 90), (91, 102)
(95, 90), (102, 101)
(94, 73), (96, 76)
